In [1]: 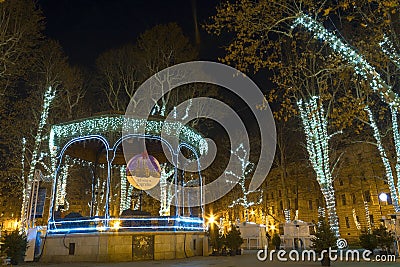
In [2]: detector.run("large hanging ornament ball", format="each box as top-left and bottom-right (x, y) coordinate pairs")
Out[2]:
(126, 151), (161, 190)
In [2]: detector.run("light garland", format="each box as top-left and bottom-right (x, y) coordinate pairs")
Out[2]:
(379, 35), (400, 68)
(284, 209), (291, 223)
(365, 106), (400, 211)
(159, 163), (175, 216)
(19, 138), (26, 230)
(318, 206), (326, 218)
(292, 14), (400, 108)
(390, 106), (400, 203)
(21, 86), (56, 231)
(119, 165), (131, 213)
(364, 201), (371, 233)
(297, 96), (340, 237)
(352, 208), (361, 230)
(55, 163), (69, 212)
(50, 115), (208, 156)
(226, 144), (263, 221)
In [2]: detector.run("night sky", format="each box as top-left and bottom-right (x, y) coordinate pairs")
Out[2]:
(38, 0), (224, 67)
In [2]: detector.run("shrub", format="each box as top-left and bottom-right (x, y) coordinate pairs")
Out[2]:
(1, 229), (28, 265)
(359, 229), (377, 253)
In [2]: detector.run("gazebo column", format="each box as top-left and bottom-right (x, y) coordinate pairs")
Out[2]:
(89, 165), (96, 217)
(48, 157), (62, 223)
(105, 149), (113, 226)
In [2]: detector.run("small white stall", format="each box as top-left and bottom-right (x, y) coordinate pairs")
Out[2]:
(238, 222), (267, 250)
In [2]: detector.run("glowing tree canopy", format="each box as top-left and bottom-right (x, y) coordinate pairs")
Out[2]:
(292, 13), (400, 108)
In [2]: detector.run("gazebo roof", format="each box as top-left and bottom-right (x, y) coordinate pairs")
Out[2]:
(49, 114), (207, 164)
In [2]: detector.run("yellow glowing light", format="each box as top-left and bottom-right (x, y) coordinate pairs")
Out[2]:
(250, 210), (255, 215)
(112, 220), (121, 230)
(270, 225), (276, 231)
(208, 214), (215, 225)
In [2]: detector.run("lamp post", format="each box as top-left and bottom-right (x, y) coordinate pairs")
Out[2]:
(379, 193), (388, 225)
(389, 214), (399, 257)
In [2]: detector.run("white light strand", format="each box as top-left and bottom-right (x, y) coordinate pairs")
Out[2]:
(318, 206), (326, 218)
(390, 105), (400, 203)
(297, 96), (340, 237)
(19, 138), (26, 229)
(364, 201), (372, 233)
(21, 86), (56, 230)
(352, 208), (361, 230)
(159, 163), (175, 216)
(292, 14), (400, 108)
(226, 144), (263, 220)
(119, 165), (130, 213)
(365, 106), (400, 211)
(50, 115), (208, 156)
(55, 162), (69, 212)
(379, 35), (400, 68)
(284, 209), (291, 223)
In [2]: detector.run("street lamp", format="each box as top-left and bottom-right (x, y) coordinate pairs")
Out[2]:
(379, 192), (388, 202)
(378, 193), (388, 223)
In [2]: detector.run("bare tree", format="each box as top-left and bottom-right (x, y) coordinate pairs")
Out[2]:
(96, 45), (139, 112)
(0, 0), (43, 100)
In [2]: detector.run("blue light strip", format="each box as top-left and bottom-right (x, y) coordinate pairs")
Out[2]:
(47, 216), (205, 234)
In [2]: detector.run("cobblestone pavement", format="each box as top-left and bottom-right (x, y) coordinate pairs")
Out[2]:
(20, 253), (398, 267)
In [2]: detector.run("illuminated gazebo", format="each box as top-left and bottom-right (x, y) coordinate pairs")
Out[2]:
(46, 113), (208, 234)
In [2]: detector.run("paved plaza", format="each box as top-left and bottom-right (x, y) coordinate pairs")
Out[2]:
(23, 253), (398, 267)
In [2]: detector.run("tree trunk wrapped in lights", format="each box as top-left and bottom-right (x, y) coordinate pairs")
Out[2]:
(293, 11), (400, 213)
(365, 106), (400, 212)
(159, 164), (175, 216)
(55, 162), (69, 212)
(21, 86), (56, 230)
(297, 96), (340, 237)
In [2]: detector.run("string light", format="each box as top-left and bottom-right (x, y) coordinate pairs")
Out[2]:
(55, 163), (69, 212)
(21, 86), (56, 231)
(119, 165), (131, 213)
(159, 163), (175, 216)
(50, 115), (208, 156)
(19, 138), (26, 230)
(379, 35), (400, 68)
(365, 106), (400, 211)
(318, 206), (326, 218)
(364, 201), (371, 233)
(284, 209), (291, 223)
(292, 13), (400, 108)
(226, 144), (263, 221)
(297, 96), (340, 237)
(352, 208), (361, 230)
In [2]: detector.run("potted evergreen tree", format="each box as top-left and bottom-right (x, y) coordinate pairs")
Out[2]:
(359, 229), (378, 254)
(1, 229), (28, 265)
(208, 226), (224, 255)
(225, 225), (243, 256)
(311, 217), (337, 266)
